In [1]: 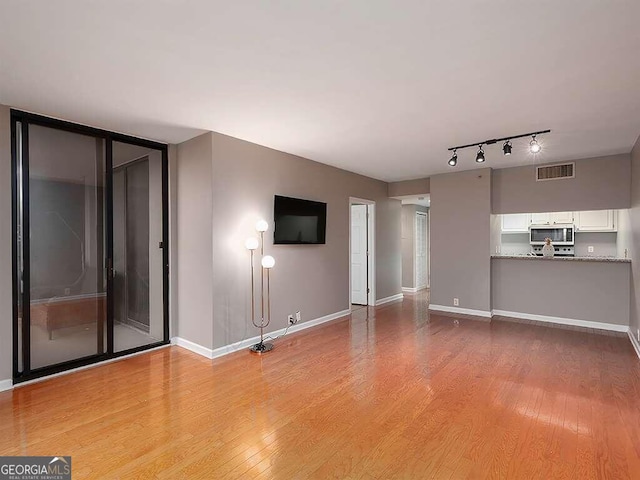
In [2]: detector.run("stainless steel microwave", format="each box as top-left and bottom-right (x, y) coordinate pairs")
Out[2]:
(529, 224), (575, 245)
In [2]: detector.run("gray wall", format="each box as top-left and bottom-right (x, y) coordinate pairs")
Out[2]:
(177, 132), (401, 350)
(168, 144), (179, 339)
(492, 258), (630, 326)
(430, 168), (492, 312)
(0, 106), (11, 381)
(388, 177), (430, 198)
(492, 154), (631, 214)
(176, 133), (214, 349)
(629, 135), (640, 336)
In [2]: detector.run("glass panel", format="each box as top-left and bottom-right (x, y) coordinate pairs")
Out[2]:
(112, 142), (164, 351)
(15, 122), (23, 373)
(28, 125), (106, 369)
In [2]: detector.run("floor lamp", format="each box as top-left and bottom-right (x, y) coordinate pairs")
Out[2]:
(246, 220), (276, 354)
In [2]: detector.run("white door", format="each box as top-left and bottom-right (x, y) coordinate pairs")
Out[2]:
(351, 204), (368, 305)
(415, 213), (428, 289)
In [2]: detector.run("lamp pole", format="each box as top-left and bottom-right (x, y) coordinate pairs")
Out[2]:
(250, 223), (274, 354)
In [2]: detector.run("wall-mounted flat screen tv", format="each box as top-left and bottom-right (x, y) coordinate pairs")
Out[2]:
(274, 195), (327, 245)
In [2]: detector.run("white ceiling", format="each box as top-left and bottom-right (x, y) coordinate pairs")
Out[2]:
(1, 1), (639, 181)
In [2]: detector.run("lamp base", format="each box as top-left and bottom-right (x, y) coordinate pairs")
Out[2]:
(249, 341), (274, 354)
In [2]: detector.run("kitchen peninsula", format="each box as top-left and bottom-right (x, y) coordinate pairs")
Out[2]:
(491, 254), (631, 331)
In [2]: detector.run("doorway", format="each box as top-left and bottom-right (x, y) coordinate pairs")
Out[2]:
(415, 212), (429, 290)
(400, 196), (430, 294)
(349, 198), (375, 307)
(11, 111), (169, 383)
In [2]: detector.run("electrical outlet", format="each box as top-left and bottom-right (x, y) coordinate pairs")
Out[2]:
(453, 298), (459, 307)
(64, 288), (71, 295)
(288, 314), (294, 325)
(588, 246), (594, 253)
(295, 311), (301, 323)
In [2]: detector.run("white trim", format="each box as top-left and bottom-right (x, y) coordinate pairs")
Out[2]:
(402, 286), (428, 294)
(627, 329), (640, 361)
(0, 379), (13, 393)
(13, 344), (172, 389)
(429, 304), (492, 318)
(375, 293), (404, 306)
(491, 309), (628, 333)
(172, 337), (214, 358)
(349, 197), (376, 307)
(173, 308), (352, 360)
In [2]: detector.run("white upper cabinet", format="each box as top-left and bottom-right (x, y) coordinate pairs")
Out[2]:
(575, 210), (617, 232)
(501, 213), (530, 233)
(530, 211), (574, 225)
(549, 211), (574, 224)
(501, 210), (617, 233)
(529, 212), (549, 225)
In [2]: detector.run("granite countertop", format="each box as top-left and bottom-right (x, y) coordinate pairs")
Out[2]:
(491, 254), (631, 263)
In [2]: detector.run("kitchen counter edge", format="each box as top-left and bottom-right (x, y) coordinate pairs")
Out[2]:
(490, 255), (631, 263)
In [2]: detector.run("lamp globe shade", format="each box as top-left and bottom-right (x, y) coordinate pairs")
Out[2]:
(256, 220), (269, 232)
(245, 237), (259, 250)
(261, 255), (276, 269)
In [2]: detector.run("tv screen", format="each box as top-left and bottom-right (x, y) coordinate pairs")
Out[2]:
(274, 195), (327, 245)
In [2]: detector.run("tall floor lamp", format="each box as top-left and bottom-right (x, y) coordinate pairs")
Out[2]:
(246, 220), (276, 354)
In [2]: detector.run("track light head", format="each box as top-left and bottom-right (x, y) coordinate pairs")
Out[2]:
(448, 150), (458, 167)
(476, 145), (485, 163)
(503, 140), (512, 156)
(529, 135), (541, 153)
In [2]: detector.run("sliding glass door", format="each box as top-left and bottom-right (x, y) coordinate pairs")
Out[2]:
(112, 142), (165, 352)
(12, 111), (169, 382)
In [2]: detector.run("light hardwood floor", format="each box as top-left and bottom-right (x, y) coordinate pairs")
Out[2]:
(1, 292), (640, 479)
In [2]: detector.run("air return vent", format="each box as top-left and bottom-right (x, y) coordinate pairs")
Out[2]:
(536, 162), (575, 181)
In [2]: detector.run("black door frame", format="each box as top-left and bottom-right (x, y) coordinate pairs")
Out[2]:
(10, 110), (170, 383)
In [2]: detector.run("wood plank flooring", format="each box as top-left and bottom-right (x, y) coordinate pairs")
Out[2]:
(1, 292), (640, 479)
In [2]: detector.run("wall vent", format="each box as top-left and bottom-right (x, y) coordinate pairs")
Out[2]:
(536, 162), (575, 181)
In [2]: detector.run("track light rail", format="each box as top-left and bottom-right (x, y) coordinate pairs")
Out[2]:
(447, 129), (551, 151)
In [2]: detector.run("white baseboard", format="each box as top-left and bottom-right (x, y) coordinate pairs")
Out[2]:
(628, 329), (640, 360)
(172, 337), (215, 359)
(375, 293), (404, 306)
(173, 308), (351, 360)
(402, 286), (427, 294)
(429, 304), (492, 318)
(0, 379), (13, 393)
(492, 309), (629, 333)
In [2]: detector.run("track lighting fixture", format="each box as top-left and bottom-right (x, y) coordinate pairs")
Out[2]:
(446, 129), (550, 166)
(529, 135), (541, 153)
(448, 150), (457, 167)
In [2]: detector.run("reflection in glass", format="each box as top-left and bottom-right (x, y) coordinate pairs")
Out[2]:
(28, 125), (106, 369)
(113, 142), (164, 351)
